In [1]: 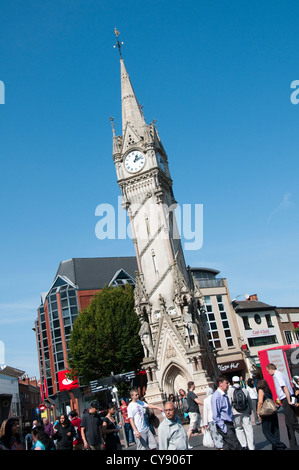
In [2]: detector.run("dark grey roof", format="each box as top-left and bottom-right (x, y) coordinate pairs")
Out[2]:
(190, 267), (220, 276)
(233, 300), (276, 312)
(55, 257), (138, 290)
(0, 366), (25, 378)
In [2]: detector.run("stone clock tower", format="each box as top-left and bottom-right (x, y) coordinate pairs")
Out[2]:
(111, 31), (217, 404)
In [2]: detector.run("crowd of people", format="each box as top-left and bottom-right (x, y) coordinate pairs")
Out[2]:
(1, 362), (299, 451)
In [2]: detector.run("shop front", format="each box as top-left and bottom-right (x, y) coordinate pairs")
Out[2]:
(217, 359), (247, 384)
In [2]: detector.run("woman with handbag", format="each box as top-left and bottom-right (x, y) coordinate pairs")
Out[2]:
(257, 379), (288, 450)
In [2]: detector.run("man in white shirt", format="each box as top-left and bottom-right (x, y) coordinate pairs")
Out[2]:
(158, 401), (188, 450)
(267, 363), (299, 450)
(127, 389), (163, 450)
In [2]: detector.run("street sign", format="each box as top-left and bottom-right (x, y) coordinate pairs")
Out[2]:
(89, 370), (135, 392)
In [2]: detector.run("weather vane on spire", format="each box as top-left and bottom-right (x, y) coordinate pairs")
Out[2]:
(113, 28), (123, 58)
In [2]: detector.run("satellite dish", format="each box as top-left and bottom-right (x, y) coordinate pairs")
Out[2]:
(245, 294), (250, 300)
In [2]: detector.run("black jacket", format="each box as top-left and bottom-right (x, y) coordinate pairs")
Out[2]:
(53, 421), (76, 450)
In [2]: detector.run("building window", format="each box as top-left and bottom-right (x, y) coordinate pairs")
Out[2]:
(248, 335), (278, 347)
(265, 314), (274, 328)
(254, 314), (261, 325)
(242, 316), (251, 330)
(284, 330), (293, 345)
(204, 296), (221, 349)
(217, 295), (234, 347)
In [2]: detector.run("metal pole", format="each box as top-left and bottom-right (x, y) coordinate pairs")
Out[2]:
(111, 372), (129, 448)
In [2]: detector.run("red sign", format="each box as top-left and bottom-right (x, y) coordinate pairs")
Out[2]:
(58, 370), (79, 391)
(39, 404), (46, 411)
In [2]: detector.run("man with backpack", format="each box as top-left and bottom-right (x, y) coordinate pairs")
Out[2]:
(227, 376), (255, 450)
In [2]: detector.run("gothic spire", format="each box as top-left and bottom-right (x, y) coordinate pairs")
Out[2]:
(114, 29), (147, 137)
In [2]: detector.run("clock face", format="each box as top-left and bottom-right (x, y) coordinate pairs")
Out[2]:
(157, 152), (166, 172)
(124, 150), (145, 173)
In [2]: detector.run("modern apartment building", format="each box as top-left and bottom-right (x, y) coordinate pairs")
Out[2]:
(34, 257), (137, 414)
(190, 267), (246, 381)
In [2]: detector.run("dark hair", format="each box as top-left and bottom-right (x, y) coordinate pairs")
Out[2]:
(187, 381), (194, 389)
(59, 413), (71, 426)
(90, 400), (100, 409)
(32, 425), (55, 451)
(1, 418), (21, 449)
(215, 375), (228, 386)
(256, 379), (271, 394)
(247, 378), (254, 388)
(69, 410), (78, 418)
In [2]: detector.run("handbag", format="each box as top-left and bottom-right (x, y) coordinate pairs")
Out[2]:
(259, 397), (277, 417)
(203, 428), (214, 448)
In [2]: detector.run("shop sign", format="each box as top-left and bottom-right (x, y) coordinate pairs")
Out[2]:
(246, 327), (276, 339)
(58, 370), (79, 391)
(217, 359), (246, 373)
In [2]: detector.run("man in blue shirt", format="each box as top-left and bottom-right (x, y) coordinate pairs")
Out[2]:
(267, 363), (299, 450)
(211, 375), (242, 450)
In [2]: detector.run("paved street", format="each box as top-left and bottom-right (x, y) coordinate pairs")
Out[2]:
(122, 409), (299, 451)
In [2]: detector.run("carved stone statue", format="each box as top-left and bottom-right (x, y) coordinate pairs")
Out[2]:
(183, 305), (199, 346)
(139, 316), (154, 358)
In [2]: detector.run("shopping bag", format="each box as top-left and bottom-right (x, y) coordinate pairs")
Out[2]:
(203, 428), (214, 448)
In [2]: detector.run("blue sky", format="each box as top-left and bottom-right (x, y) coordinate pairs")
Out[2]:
(0, 0), (299, 378)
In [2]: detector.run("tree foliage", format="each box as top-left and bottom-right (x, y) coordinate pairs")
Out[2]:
(68, 285), (143, 385)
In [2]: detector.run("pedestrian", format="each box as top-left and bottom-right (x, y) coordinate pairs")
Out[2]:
(127, 388), (163, 450)
(202, 386), (223, 449)
(266, 363), (299, 450)
(0, 418), (25, 450)
(228, 376), (255, 450)
(102, 403), (122, 450)
(246, 378), (260, 425)
(178, 389), (189, 422)
(211, 375), (243, 450)
(24, 423), (33, 450)
(69, 410), (83, 450)
(239, 376), (246, 389)
(43, 417), (54, 438)
(186, 381), (203, 449)
(292, 376), (299, 403)
(256, 378), (287, 450)
(158, 401), (188, 450)
(31, 425), (55, 450)
(168, 394), (178, 408)
(120, 398), (135, 445)
(80, 400), (103, 450)
(52, 413), (76, 450)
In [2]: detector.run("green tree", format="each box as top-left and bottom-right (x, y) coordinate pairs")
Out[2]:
(68, 284), (143, 385)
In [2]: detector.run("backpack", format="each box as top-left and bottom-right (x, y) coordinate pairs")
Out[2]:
(232, 386), (248, 412)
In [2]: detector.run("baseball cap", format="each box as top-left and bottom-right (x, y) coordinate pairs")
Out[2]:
(90, 400), (100, 409)
(232, 376), (240, 382)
